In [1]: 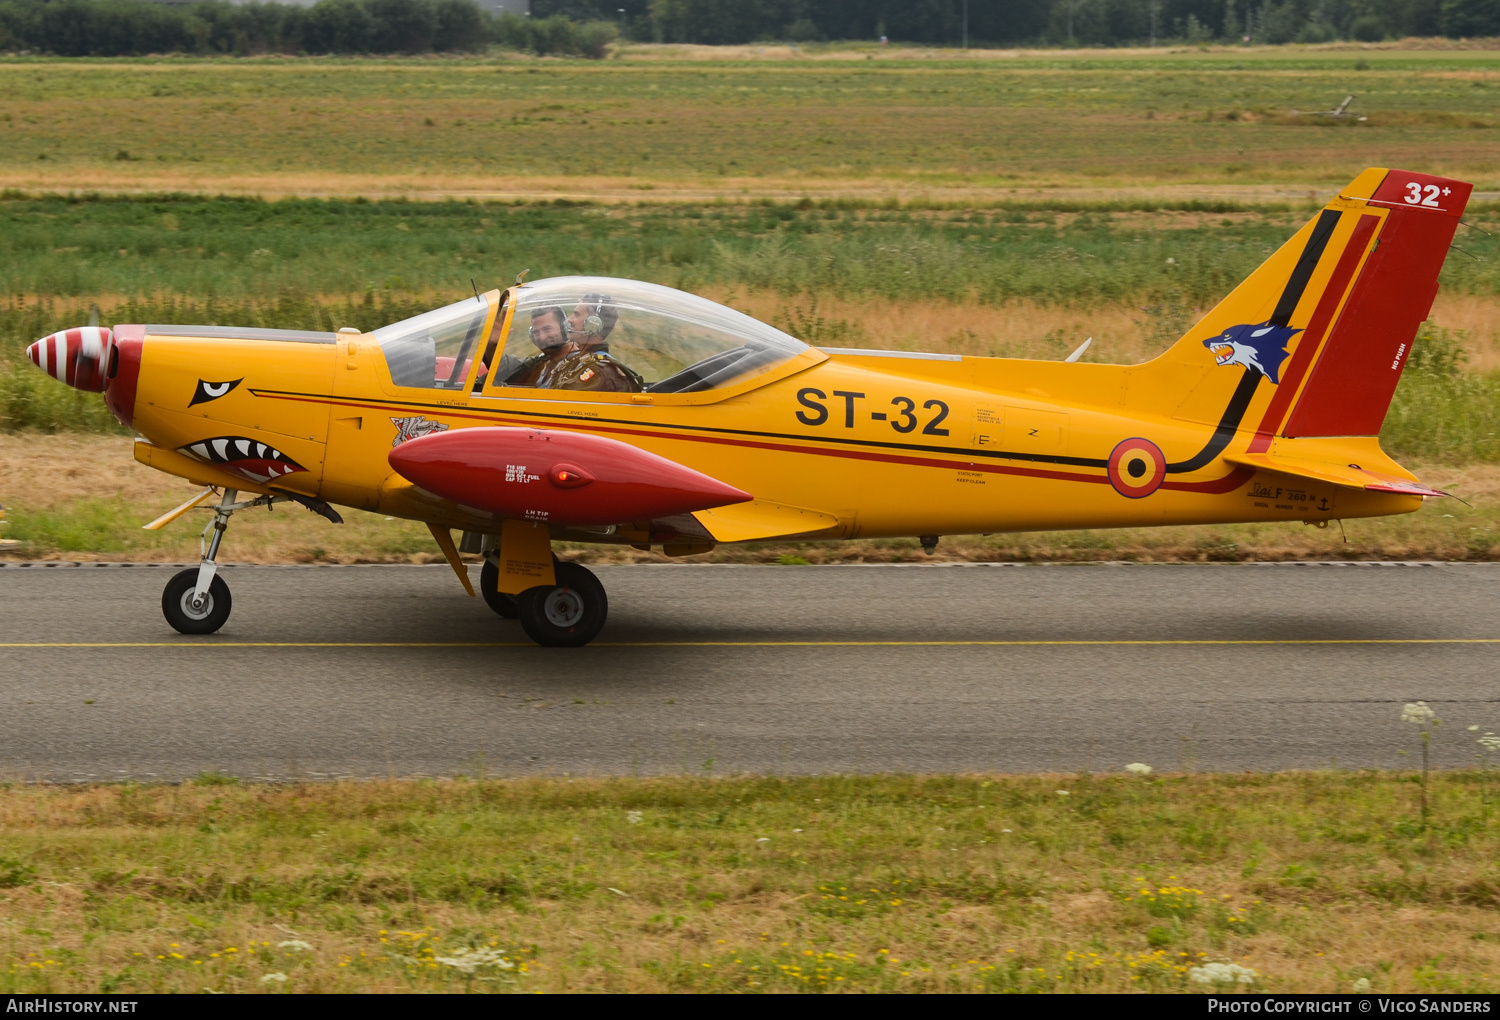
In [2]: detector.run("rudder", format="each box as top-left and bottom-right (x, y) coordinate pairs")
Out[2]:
(1281, 170), (1470, 437)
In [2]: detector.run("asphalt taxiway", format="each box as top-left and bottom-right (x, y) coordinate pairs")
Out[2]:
(2, 561), (1497, 780)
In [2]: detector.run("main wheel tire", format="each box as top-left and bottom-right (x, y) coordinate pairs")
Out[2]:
(478, 560), (519, 619)
(161, 567), (232, 635)
(517, 562), (607, 648)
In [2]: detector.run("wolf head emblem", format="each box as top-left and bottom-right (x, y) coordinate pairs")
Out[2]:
(1202, 323), (1302, 385)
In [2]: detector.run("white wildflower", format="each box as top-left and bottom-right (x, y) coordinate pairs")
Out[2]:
(1480, 732), (1500, 754)
(1401, 701), (1437, 726)
(1001, 828), (1013, 833)
(1188, 962), (1258, 987)
(1056, 790), (1070, 797)
(434, 946), (515, 975)
(1125, 763), (1153, 776)
(277, 940), (313, 952)
(626, 810), (643, 825)
(1165, 257), (1175, 265)
(1353, 977), (1371, 992)
(755, 837), (770, 842)
(260, 973), (287, 984)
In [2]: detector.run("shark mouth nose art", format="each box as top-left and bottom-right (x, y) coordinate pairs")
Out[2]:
(178, 437), (307, 484)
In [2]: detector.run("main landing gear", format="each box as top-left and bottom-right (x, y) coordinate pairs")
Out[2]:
(479, 551), (608, 648)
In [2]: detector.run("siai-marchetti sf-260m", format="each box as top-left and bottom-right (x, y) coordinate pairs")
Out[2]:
(27, 168), (1469, 647)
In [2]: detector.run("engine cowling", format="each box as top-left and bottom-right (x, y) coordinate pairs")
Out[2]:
(388, 426), (752, 527)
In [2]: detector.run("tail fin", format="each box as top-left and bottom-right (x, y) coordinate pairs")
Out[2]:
(1158, 168), (1471, 447)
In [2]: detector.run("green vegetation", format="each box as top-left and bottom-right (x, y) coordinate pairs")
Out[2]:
(0, 195), (1343, 303)
(1, 194), (1497, 314)
(3, 772), (1500, 992)
(2, 53), (1499, 194)
(1386, 326), (1500, 465)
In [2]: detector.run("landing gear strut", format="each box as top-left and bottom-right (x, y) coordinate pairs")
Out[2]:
(478, 558), (520, 619)
(160, 488), (301, 635)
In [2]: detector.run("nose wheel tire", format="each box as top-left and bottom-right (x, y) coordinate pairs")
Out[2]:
(162, 568), (232, 635)
(478, 560), (520, 619)
(517, 562), (607, 647)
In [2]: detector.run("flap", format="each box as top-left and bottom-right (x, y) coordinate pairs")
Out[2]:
(692, 499), (840, 542)
(1223, 451), (1447, 498)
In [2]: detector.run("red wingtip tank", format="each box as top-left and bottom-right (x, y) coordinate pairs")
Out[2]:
(388, 426), (753, 527)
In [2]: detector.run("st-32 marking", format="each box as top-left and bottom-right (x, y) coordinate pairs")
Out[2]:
(796, 388), (950, 436)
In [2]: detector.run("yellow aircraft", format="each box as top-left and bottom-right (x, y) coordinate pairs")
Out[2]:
(26, 167), (1469, 646)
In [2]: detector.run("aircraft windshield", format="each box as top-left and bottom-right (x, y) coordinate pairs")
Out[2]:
(490, 277), (807, 395)
(372, 297), (490, 390)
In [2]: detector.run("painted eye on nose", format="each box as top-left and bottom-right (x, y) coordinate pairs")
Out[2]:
(189, 378), (243, 406)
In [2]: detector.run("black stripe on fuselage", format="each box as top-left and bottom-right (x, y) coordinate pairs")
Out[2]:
(1164, 208), (1344, 473)
(1164, 367), (1263, 473)
(250, 387), (1112, 469)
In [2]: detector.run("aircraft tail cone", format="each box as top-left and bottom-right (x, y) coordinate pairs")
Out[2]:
(26, 326), (114, 393)
(388, 426), (752, 527)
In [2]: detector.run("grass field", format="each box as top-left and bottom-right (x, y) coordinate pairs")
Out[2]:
(1, 47), (1499, 201)
(3, 772), (1500, 993)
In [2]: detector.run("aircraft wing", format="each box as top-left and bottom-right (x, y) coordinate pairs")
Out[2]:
(691, 500), (841, 542)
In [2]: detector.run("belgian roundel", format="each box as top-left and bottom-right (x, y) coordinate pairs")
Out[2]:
(1107, 438), (1166, 499)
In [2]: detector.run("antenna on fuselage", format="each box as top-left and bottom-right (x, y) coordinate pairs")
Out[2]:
(1064, 337), (1093, 363)
(471, 278), (481, 302)
(515, 268), (531, 287)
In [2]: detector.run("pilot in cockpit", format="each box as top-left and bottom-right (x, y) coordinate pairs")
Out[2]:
(534, 294), (644, 393)
(493, 305), (570, 388)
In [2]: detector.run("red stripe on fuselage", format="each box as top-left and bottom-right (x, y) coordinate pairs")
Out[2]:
(252, 390), (1256, 494)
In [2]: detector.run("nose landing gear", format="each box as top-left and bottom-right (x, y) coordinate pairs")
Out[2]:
(161, 488), (322, 635)
(162, 487), (243, 635)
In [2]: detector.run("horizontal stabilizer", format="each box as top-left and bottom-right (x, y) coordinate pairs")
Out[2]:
(1223, 451), (1447, 498)
(692, 500), (840, 542)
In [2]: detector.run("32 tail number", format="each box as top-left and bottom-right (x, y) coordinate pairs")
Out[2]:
(796, 389), (950, 436)
(1404, 181), (1445, 208)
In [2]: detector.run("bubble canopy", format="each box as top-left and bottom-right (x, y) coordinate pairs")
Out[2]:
(494, 277), (809, 394)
